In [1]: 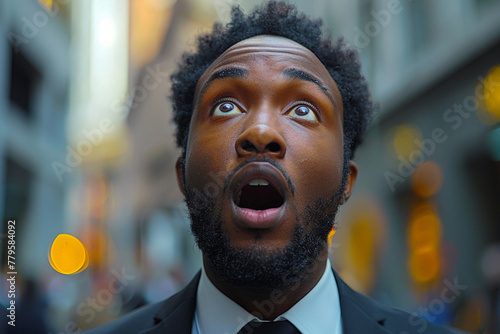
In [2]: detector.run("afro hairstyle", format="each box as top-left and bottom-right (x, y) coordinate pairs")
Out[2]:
(171, 1), (375, 169)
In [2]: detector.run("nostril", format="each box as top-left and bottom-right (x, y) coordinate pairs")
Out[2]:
(241, 140), (256, 152)
(266, 142), (281, 152)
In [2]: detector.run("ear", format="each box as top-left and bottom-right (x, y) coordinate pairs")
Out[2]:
(175, 157), (186, 196)
(340, 161), (358, 205)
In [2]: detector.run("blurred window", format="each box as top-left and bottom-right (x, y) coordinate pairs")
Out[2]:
(1, 156), (33, 269)
(358, 0), (375, 85)
(8, 45), (41, 120)
(476, 0), (498, 11)
(408, 0), (432, 57)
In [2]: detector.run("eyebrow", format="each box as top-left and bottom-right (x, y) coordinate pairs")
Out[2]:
(281, 68), (338, 109)
(199, 67), (249, 97)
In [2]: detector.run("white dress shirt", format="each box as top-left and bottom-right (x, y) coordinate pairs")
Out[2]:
(191, 259), (343, 334)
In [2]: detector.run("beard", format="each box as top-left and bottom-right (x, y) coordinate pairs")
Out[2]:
(185, 183), (343, 291)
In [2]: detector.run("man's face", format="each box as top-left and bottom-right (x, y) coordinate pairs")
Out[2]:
(177, 36), (356, 288)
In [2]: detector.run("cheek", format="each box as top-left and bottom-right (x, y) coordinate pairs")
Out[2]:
(287, 134), (343, 199)
(184, 124), (235, 190)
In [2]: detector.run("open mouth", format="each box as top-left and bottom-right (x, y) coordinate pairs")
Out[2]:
(235, 178), (285, 211)
(228, 162), (289, 228)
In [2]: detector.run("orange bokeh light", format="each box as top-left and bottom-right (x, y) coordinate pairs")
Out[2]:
(408, 212), (442, 250)
(411, 161), (443, 198)
(409, 247), (441, 284)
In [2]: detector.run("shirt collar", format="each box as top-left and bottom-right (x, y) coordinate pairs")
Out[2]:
(195, 259), (342, 334)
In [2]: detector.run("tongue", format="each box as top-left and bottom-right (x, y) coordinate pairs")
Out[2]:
(239, 184), (283, 210)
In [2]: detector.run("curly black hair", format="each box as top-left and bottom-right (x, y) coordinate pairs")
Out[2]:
(171, 1), (375, 170)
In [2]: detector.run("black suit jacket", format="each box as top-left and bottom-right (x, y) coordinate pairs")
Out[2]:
(84, 269), (466, 334)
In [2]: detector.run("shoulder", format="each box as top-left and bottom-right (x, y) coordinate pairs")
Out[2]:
(364, 295), (465, 334)
(83, 272), (201, 334)
(81, 299), (166, 334)
(334, 271), (467, 334)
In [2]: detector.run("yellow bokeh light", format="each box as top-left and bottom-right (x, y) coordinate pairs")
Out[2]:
(392, 124), (422, 159)
(327, 228), (336, 248)
(336, 196), (386, 295)
(347, 219), (376, 267)
(484, 66), (500, 119)
(37, 0), (53, 11)
(49, 234), (89, 275)
(411, 161), (444, 198)
(407, 200), (443, 286)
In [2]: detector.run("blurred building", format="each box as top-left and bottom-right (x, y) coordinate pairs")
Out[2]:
(327, 0), (500, 332)
(0, 0), (71, 332)
(0, 0), (70, 278)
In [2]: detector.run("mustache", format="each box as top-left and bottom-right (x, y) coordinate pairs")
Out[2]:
(222, 156), (296, 195)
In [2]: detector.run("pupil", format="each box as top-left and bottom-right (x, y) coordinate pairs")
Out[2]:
(296, 106), (309, 116)
(220, 103), (234, 112)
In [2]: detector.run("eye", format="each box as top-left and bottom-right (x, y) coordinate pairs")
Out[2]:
(287, 105), (318, 122)
(213, 102), (242, 116)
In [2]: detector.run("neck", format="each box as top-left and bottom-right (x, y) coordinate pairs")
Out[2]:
(203, 249), (329, 320)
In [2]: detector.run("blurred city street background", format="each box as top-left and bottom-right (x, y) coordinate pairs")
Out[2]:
(1, 0), (500, 332)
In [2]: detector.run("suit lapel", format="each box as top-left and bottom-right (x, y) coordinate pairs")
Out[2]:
(333, 270), (390, 334)
(140, 272), (201, 334)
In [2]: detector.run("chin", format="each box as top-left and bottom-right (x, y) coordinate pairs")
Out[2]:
(185, 187), (342, 290)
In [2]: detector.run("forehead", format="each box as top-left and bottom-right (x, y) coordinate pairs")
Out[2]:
(195, 35), (342, 110)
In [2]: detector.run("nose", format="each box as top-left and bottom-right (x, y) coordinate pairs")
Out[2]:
(235, 124), (286, 159)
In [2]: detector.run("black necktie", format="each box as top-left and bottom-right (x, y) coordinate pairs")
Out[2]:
(237, 320), (301, 334)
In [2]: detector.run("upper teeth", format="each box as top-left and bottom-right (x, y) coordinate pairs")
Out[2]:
(248, 178), (270, 186)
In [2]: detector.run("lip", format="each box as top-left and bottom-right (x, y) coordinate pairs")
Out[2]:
(231, 206), (285, 229)
(228, 162), (289, 229)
